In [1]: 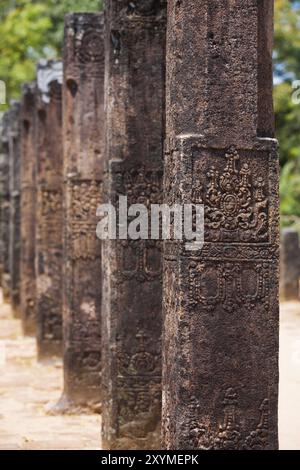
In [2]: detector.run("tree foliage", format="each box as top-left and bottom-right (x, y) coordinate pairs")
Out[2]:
(0, 0), (102, 101)
(274, 1), (300, 221)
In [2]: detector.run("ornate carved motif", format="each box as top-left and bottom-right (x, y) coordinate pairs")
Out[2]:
(117, 240), (162, 282)
(192, 388), (270, 450)
(126, 0), (163, 17)
(189, 260), (269, 313)
(77, 30), (104, 64)
(70, 226), (101, 260)
(118, 382), (161, 422)
(194, 147), (269, 243)
(70, 180), (101, 221)
(41, 189), (62, 216)
(244, 399), (270, 450)
(67, 180), (102, 260)
(114, 165), (163, 206)
(118, 329), (161, 377)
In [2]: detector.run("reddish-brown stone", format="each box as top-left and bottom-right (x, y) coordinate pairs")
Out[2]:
(20, 83), (37, 336)
(101, 0), (166, 450)
(0, 111), (11, 300)
(163, 0), (279, 450)
(35, 61), (63, 359)
(0, 119), (6, 287)
(280, 228), (300, 302)
(62, 13), (104, 407)
(8, 102), (22, 317)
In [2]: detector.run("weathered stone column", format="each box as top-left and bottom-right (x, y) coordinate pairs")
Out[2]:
(0, 111), (11, 300)
(0, 116), (5, 286)
(35, 60), (63, 359)
(0, 123), (5, 286)
(8, 102), (22, 317)
(280, 228), (300, 301)
(163, 1), (279, 450)
(20, 83), (37, 335)
(62, 13), (104, 407)
(102, 1), (166, 450)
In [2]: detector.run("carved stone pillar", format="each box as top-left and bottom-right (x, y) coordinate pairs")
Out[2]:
(62, 13), (104, 407)
(0, 111), (11, 300)
(35, 60), (63, 359)
(0, 121), (5, 287)
(8, 102), (21, 317)
(163, 1), (279, 450)
(102, 1), (166, 450)
(20, 83), (37, 335)
(280, 228), (300, 302)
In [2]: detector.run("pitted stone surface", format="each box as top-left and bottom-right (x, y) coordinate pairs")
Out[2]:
(62, 13), (104, 406)
(163, 0), (279, 450)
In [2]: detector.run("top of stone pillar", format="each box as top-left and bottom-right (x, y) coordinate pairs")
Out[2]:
(1, 110), (10, 145)
(166, 0), (275, 147)
(21, 82), (37, 112)
(37, 60), (63, 104)
(7, 101), (21, 138)
(105, 0), (167, 21)
(64, 12), (104, 72)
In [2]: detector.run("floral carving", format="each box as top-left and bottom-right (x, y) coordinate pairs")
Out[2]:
(195, 147), (269, 242)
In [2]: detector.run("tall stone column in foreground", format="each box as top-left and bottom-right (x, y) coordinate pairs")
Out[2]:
(20, 83), (37, 335)
(0, 111), (11, 300)
(8, 102), (22, 317)
(102, 1), (166, 450)
(62, 13), (104, 406)
(163, 1), (279, 450)
(35, 61), (63, 359)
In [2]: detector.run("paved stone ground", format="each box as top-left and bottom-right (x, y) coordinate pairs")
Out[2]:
(0, 290), (299, 450)
(279, 301), (300, 450)
(0, 293), (101, 450)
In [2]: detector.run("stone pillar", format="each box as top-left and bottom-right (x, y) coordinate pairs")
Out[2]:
(20, 83), (37, 335)
(62, 13), (104, 407)
(0, 116), (4, 286)
(102, 1), (166, 450)
(163, 1), (279, 450)
(0, 111), (10, 300)
(35, 60), (63, 359)
(280, 228), (300, 301)
(8, 102), (22, 317)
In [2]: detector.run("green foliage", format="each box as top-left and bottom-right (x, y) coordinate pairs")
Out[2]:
(0, 1), (52, 100)
(274, 82), (300, 167)
(274, 0), (300, 79)
(274, 1), (300, 222)
(0, 0), (102, 102)
(46, 0), (103, 51)
(280, 160), (300, 231)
